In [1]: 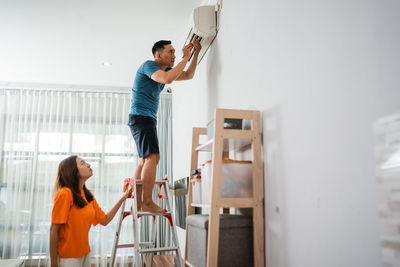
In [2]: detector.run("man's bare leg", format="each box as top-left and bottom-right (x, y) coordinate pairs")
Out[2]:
(133, 158), (144, 211)
(141, 153), (167, 213)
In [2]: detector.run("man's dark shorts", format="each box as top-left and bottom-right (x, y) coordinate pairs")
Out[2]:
(128, 114), (159, 159)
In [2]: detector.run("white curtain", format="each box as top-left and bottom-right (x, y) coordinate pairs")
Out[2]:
(156, 92), (173, 249)
(0, 88), (173, 266)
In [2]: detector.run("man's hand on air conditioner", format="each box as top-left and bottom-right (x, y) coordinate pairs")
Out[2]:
(192, 40), (202, 55)
(183, 43), (194, 60)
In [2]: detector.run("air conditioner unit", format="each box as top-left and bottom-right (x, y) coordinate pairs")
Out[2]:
(182, 5), (217, 64)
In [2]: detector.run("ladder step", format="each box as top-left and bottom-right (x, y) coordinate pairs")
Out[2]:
(137, 211), (172, 216)
(116, 244), (134, 249)
(139, 247), (179, 254)
(134, 180), (168, 185)
(116, 242), (154, 248)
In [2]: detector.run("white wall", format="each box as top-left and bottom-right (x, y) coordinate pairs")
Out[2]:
(172, 0), (400, 266)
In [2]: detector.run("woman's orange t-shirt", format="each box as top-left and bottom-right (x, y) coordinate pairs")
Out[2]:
(51, 187), (106, 258)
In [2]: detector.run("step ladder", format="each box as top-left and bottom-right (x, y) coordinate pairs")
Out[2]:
(111, 177), (183, 267)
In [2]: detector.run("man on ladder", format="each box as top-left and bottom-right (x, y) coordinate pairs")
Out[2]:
(112, 39), (201, 267)
(128, 39), (201, 213)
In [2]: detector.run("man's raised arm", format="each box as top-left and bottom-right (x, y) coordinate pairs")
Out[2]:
(176, 40), (202, 81)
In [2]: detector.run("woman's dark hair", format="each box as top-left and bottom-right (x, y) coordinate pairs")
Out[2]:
(53, 155), (94, 208)
(152, 40), (171, 57)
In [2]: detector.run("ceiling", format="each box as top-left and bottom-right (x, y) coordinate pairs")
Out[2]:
(0, 0), (203, 89)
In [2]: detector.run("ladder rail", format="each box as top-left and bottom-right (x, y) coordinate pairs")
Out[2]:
(146, 215), (157, 267)
(111, 200), (126, 267)
(163, 180), (183, 267)
(132, 179), (142, 267)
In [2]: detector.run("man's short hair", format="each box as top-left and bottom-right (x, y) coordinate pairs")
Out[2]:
(152, 40), (171, 57)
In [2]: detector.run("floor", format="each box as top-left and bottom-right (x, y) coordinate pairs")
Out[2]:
(144, 255), (176, 267)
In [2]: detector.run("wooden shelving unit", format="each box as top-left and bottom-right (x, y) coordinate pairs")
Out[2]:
(184, 108), (265, 267)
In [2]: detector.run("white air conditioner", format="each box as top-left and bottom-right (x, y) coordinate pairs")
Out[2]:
(182, 5), (217, 64)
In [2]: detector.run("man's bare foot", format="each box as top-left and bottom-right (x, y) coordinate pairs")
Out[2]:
(142, 202), (167, 214)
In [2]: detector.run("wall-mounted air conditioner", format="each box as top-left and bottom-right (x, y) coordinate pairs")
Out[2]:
(182, 5), (217, 64)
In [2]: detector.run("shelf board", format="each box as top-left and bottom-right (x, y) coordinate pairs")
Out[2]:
(195, 139), (214, 151)
(380, 235), (400, 243)
(195, 138), (252, 152)
(191, 203), (210, 208)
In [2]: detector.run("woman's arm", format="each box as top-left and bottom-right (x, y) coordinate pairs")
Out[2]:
(101, 188), (131, 226)
(49, 223), (61, 267)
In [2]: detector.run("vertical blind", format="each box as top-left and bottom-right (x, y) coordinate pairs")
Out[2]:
(0, 88), (173, 266)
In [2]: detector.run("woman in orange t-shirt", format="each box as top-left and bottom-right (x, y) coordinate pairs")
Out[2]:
(49, 155), (131, 267)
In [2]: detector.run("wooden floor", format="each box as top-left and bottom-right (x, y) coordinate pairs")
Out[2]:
(144, 255), (176, 267)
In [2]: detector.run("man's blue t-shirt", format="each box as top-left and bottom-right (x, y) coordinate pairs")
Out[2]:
(129, 60), (171, 120)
